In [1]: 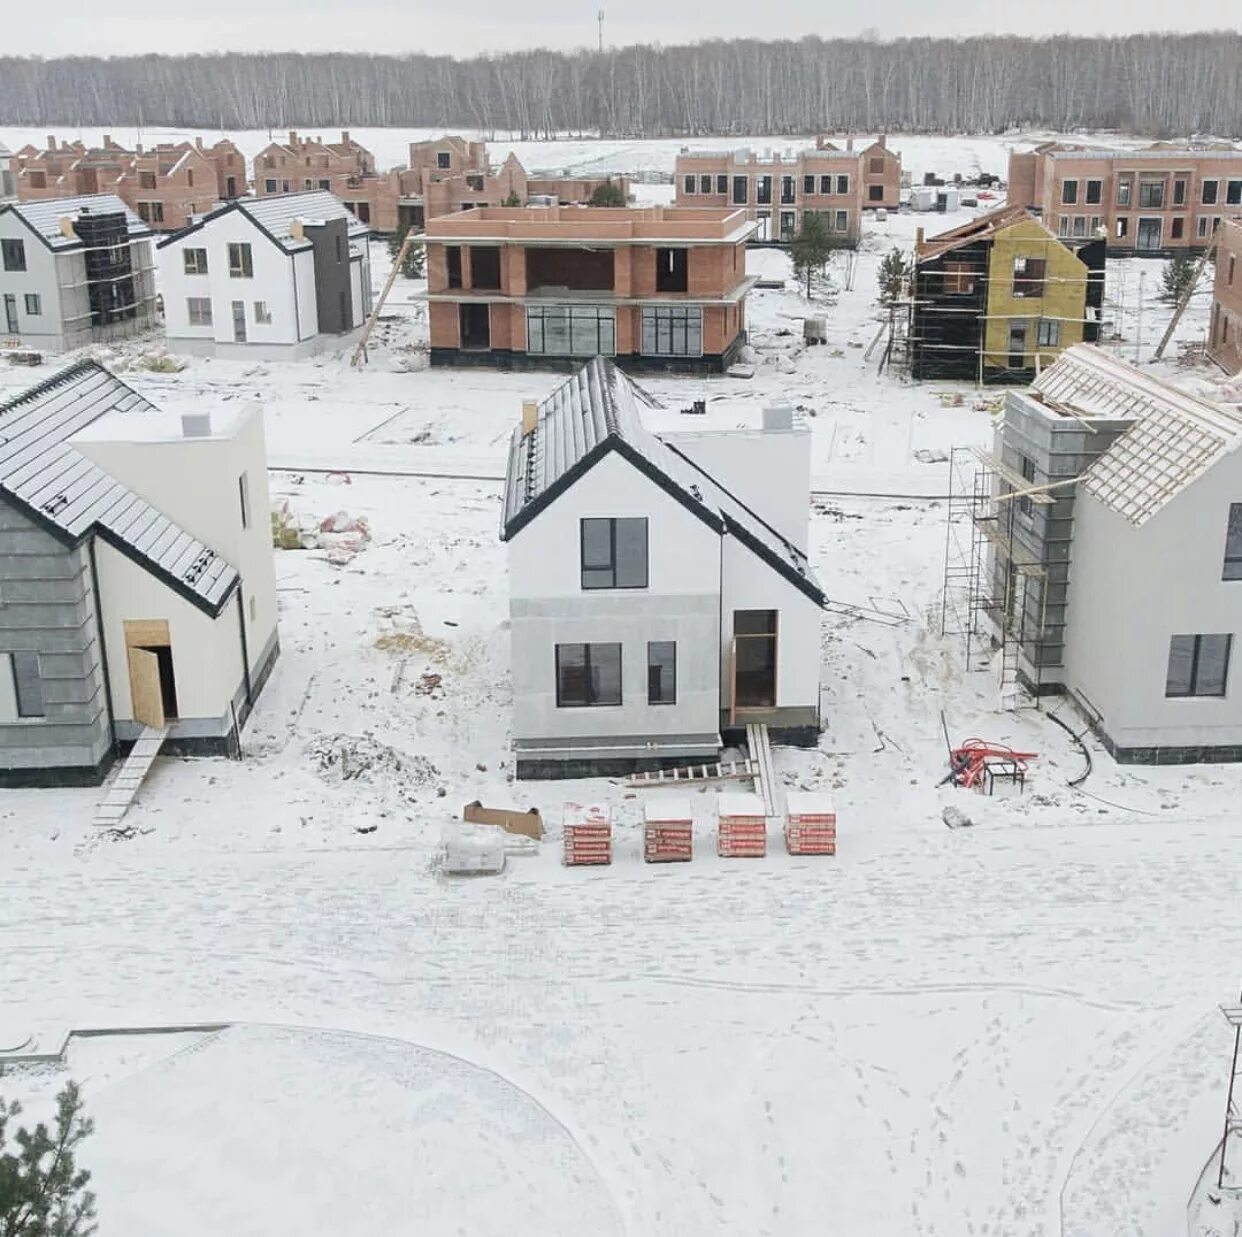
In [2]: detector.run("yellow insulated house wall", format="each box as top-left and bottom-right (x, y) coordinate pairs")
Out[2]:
(982, 219), (1089, 374)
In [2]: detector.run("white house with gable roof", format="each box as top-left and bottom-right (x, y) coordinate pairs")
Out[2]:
(0, 194), (156, 352)
(502, 356), (825, 779)
(157, 190), (373, 359)
(0, 360), (278, 786)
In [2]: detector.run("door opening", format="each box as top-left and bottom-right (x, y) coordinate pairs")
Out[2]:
(124, 620), (178, 728)
(459, 302), (491, 350)
(731, 610), (778, 715)
(3, 294), (17, 335)
(232, 300), (247, 343)
(1007, 323), (1027, 370)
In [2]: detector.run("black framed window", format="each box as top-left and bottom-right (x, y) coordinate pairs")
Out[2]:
(780, 176), (795, 204)
(836, 174), (850, 195)
(641, 306), (701, 357)
(731, 176), (748, 204)
(1061, 179), (1078, 205)
(819, 175), (832, 194)
(1085, 179), (1103, 204)
(647, 642), (676, 705)
(699, 175), (712, 194)
(556, 643), (622, 707)
(12, 652), (44, 718)
(1203, 180), (1220, 205)
(227, 242), (253, 278)
(183, 247), (208, 275)
(1166, 634), (1231, 698)
(1224, 504), (1242, 580)
(683, 175), (696, 194)
(436, 151), (451, 169)
(1, 239), (26, 272)
(802, 175), (815, 195)
(581, 517), (648, 589)
(715, 174), (728, 195)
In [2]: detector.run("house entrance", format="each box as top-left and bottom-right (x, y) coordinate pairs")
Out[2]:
(3, 294), (17, 335)
(232, 300), (247, 343)
(124, 620), (178, 728)
(1136, 217), (1162, 251)
(459, 303), (491, 350)
(731, 610), (778, 717)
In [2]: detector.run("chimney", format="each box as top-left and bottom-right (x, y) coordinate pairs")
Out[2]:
(762, 402), (794, 432)
(58, 216), (76, 239)
(195, 136), (204, 150)
(290, 219), (304, 240)
(521, 400), (539, 436)
(181, 412), (212, 438)
(341, 130), (350, 143)
(289, 129), (298, 146)
(46, 135), (56, 151)
(103, 134), (112, 147)
(915, 226), (925, 250)
(846, 137), (854, 152)
(879, 134), (888, 150)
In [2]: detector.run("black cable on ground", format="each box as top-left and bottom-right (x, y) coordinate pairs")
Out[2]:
(1045, 710), (1092, 788)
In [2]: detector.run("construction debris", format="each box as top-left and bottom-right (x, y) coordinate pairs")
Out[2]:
(944, 739), (1037, 793)
(463, 800), (545, 840)
(308, 733), (438, 793)
(442, 822), (507, 875)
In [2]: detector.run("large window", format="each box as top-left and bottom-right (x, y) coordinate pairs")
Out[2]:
(731, 176), (748, 205)
(23, 294), (40, 316)
(580, 517), (648, 590)
(183, 248), (208, 275)
(682, 175), (696, 195)
(1, 239), (25, 272)
(470, 246), (501, 290)
(1224, 504), (1242, 580)
(836, 174), (850, 195)
(556, 643), (622, 707)
(756, 176), (772, 205)
(1012, 256), (1046, 298)
(436, 151), (451, 169)
(699, 175), (712, 195)
(11, 652), (44, 718)
(527, 306), (615, 357)
(1085, 179), (1102, 204)
(1229, 180), (1242, 206)
(138, 201), (164, 223)
(1117, 179), (1132, 207)
(802, 175), (815, 196)
(186, 297), (213, 326)
(1036, 319), (1061, 348)
(1203, 180), (1220, 205)
(868, 185), (884, 202)
(655, 248), (688, 293)
(647, 642), (677, 705)
(715, 174), (728, 195)
(641, 305), (702, 357)
(1138, 181), (1164, 209)
(1166, 634), (1231, 698)
(780, 176), (795, 204)
(819, 175), (832, 195)
(1061, 179), (1079, 205)
(227, 243), (253, 278)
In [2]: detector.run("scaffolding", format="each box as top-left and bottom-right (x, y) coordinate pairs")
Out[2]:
(941, 445), (1053, 702)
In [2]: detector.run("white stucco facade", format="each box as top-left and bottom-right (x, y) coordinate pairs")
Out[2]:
(508, 446), (823, 771)
(158, 201), (372, 360)
(73, 403), (280, 744)
(1064, 449), (1242, 758)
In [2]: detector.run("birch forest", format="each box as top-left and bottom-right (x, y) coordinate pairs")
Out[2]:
(2, 34), (1240, 137)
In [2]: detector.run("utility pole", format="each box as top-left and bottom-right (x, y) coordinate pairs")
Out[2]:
(597, 9), (605, 52)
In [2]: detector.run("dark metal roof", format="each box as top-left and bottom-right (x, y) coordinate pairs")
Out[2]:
(501, 356), (824, 605)
(0, 361), (239, 615)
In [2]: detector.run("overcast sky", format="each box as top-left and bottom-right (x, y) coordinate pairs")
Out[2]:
(14, 0), (1236, 57)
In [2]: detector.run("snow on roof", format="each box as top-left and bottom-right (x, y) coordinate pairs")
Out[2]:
(0, 361), (239, 614)
(1034, 347), (1242, 526)
(3, 194), (150, 249)
(643, 797), (695, 823)
(501, 357), (824, 605)
(237, 191), (369, 250)
(1049, 147), (1242, 161)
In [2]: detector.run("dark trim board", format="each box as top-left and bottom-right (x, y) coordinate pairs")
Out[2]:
(0, 748), (115, 788)
(516, 752), (717, 781)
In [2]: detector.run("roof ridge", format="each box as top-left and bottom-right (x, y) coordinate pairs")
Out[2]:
(0, 359), (106, 416)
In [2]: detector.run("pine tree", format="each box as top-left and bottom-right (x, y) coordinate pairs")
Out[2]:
(386, 221), (426, 279)
(588, 179), (627, 207)
(0, 1079), (97, 1237)
(1159, 252), (1198, 304)
(877, 248), (912, 305)
(789, 212), (837, 299)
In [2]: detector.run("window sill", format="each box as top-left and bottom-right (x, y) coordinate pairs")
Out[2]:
(556, 702), (624, 709)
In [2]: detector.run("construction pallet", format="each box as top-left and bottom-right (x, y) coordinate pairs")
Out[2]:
(643, 823), (693, 863)
(718, 821), (767, 859)
(785, 830), (837, 856)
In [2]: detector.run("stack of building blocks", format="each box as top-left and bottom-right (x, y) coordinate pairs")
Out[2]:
(562, 801), (612, 866)
(784, 792), (837, 855)
(716, 792), (768, 858)
(643, 796), (694, 863)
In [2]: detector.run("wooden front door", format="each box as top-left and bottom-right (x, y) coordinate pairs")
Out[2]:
(128, 648), (165, 728)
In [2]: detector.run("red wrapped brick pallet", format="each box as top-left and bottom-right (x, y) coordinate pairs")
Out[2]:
(717, 792), (767, 858)
(643, 796), (694, 863)
(562, 801), (612, 866)
(784, 792), (837, 856)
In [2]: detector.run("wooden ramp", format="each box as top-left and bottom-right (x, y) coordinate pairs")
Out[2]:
(94, 726), (168, 828)
(746, 723), (781, 819)
(626, 757), (756, 789)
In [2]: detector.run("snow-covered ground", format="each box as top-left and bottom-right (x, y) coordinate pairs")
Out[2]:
(3, 139), (1242, 1237)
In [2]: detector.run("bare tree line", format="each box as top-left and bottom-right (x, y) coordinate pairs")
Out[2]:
(2, 34), (1240, 139)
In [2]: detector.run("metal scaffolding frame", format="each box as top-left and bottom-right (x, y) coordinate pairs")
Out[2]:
(1218, 1000), (1242, 1190)
(941, 445), (1052, 701)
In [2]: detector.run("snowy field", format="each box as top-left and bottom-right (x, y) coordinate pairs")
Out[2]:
(3, 137), (1242, 1236)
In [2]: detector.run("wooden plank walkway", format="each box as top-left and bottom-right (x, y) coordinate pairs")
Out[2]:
(94, 725), (168, 827)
